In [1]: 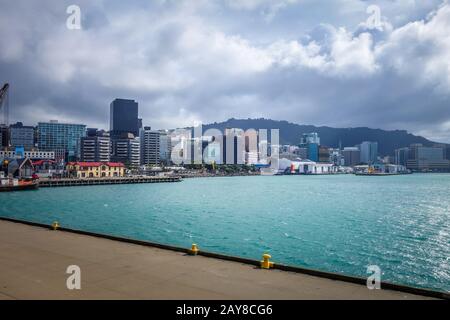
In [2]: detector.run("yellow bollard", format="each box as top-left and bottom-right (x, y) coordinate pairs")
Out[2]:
(51, 221), (60, 231)
(261, 253), (274, 269)
(189, 243), (199, 255)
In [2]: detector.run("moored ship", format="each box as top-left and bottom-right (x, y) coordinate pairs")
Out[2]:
(354, 164), (411, 176)
(0, 178), (39, 192)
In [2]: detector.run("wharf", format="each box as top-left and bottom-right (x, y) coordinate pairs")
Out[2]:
(0, 219), (445, 300)
(38, 176), (182, 188)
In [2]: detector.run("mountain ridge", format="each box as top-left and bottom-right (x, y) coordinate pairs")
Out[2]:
(201, 118), (440, 156)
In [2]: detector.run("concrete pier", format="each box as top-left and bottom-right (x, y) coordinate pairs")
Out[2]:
(0, 220), (439, 300)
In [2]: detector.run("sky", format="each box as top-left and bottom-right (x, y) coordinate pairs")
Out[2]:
(0, 0), (450, 142)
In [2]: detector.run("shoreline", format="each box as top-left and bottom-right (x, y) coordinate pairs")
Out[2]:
(0, 217), (447, 300)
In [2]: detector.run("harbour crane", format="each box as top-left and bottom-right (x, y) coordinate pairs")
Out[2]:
(0, 83), (9, 126)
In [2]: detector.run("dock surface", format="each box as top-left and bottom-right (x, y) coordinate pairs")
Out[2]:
(0, 220), (435, 300)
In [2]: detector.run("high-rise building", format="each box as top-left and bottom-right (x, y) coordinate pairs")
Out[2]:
(300, 133), (320, 145)
(0, 125), (9, 148)
(110, 99), (139, 137)
(37, 121), (86, 161)
(343, 147), (360, 167)
(111, 133), (140, 167)
(395, 147), (409, 166)
(159, 131), (172, 165)
(244, 130), (259, 165)
(9, 122), (35, 149)
(359, 141), (378, 164)
(406, 144), (449, 171)
(80, 129), (111, 162)
(299, 132), (320, 162)
(223, 129), (245, 165)
(318, 146), (330, 163)
(140, 127), (160, 166)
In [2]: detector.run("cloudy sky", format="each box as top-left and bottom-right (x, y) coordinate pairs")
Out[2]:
(1, 0), (450, 142)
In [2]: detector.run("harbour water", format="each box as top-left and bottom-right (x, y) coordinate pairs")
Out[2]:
(1, 174), (449, 292)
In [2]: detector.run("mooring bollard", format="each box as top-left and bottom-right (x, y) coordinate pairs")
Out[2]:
(51, 221), (60, 231)
(189, 243), (199, 255)
(261, 253), (274, 269)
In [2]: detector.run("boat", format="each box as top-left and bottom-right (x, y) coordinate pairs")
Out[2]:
(0, 178), (39, 192)
(355, 172), (400, 176)
(354, 165), (411, 176)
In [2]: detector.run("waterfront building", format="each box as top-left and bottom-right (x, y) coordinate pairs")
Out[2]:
(305, 143), (319, 162)
(205, 129), (259, 165)
(80, 129), (111, 162)
(223, 128), (245, 165)
(278, 158), (335, 175)
(111, 133), (140, 167)
(169, 129), (192, 165)
(299, 133), (320, 162)
(354, 163), (408, 175)
(6, 158), (34, 178)
(66, 162), (125, 178)
(406, 144), (449, 171)
(294, 147), (308, 160)
(278, 151), (300, 161)
(37, 121), (86, 161)
(382, 156), (395, 164)
(343, 147), (361, 167)
(318, 146), (330, 163)
(32, 159), (64, 178)
(159, 131), (172, 165)
(9, 122), (35, 149)
(395, 147), (409, 166)
(192, 137), (211, 165)
(329, 148), (344, 166)
(110, 99), (139, 137)
(434, 144), (450, 163)
(140, 127), (160, 166)
(359, 141), (378, 164)
(0, 149), (55, 160)
(204, 141), (222, 164)
(244, 130), (259, 165)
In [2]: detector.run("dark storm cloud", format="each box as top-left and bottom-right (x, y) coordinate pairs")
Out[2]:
(0, 0), (449, 142)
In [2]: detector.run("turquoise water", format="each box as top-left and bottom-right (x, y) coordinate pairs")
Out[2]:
(1, 174), (449, 292)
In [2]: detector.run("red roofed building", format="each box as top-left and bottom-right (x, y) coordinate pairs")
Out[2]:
(66, 162), (125, 178)
(31, 159), (64, 178)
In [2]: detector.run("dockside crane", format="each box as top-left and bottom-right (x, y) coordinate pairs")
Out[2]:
(0, 83), (9, 126)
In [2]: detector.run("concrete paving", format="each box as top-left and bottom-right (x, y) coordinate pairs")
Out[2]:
(0, 220), (434, 300)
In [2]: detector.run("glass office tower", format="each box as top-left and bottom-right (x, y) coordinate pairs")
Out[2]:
(110, 99), (139, 137)
(37, 121), (86, 161)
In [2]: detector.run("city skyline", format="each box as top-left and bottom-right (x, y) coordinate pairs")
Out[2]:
(1, 1), (450, 143)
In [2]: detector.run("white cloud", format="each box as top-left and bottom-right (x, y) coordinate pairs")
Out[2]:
(375, 2), (450, 93)
(0, 0), (449, 142)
